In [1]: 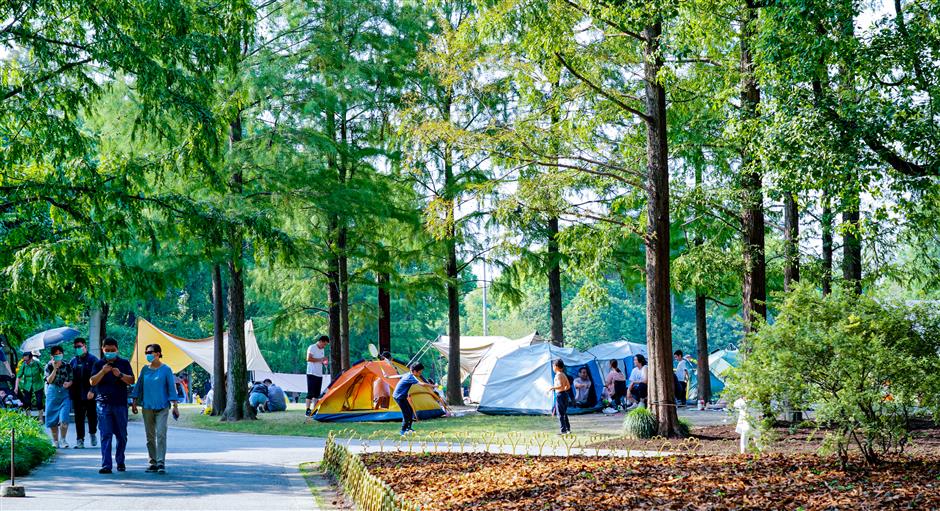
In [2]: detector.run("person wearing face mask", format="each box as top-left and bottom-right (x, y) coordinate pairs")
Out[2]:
(89, 337), (135, 474)
(130, 343), (180, 474)
(44, 345), (74, 448)
(69, 337), (99, 449)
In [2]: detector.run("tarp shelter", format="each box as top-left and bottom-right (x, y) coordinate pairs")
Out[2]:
(253, 371), (330, 395)
(467, 332), (543, 403)
(478, 343), (604, 415)
(688, 348), (740, 401)
(586, 340), (648, 378)
(313, 359), (445, 422)
(130, 318), (271, 378)
(431, 335), (512, 381)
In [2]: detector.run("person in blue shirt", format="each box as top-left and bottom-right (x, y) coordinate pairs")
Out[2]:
(392, 363), (435, 436)
(131, 343), (180, 474)
(89, 337), (135, 474)
(263, 379), (287, 412)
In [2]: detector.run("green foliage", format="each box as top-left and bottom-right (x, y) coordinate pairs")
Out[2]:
(729, 284), (940, 466)
(623, 406), (658, 440)
(0, 410), (55, 477)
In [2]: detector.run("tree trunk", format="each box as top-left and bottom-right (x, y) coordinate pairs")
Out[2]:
(740, 1), (767, 333)
(211, 264), (227, 416)
(642, 21), (680, 437)
(547, 216), (564, 347)
(694, 294), (710, 403)
(821, 194), (834, 295)
(327, 249), (342, 374)
(338, 226), (351, 371)
(99, 302), (109, 344)
(445, 239), (462, 405)
(783, 193), (800, 291)
(222, 113), (253, 422)
(377, 270), (391, 356)
(841, 191), (862, 295)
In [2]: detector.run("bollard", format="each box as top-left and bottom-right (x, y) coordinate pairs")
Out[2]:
(2, 427), (26, 498)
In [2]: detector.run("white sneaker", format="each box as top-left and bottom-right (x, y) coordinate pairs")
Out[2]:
(54, 441), (61, 448)
(60, 440), (69, 448)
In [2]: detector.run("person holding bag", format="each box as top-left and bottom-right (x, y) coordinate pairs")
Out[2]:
(130, 343), (180, 474)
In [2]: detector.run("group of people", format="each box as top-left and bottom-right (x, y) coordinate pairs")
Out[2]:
(10, 337), (181, 474)
(248, 379), (288, 413)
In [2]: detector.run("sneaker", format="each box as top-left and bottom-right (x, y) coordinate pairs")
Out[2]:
(54, 441), (61, 449)
(75, 439), (84, 449)
(145, 465), (159, 473)
(305, 408), (312, 417)
(157, 466), (166, 474)
(116, 464), (126, 472)
(91, 436), (98, 447)
(99, 468), (112, 474)
(60, 440), (69, 449)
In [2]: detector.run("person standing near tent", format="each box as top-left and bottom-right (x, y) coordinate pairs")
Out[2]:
(44, 345), (73, 448)
(673, 350), (691, 407)
(392, 363), (436, 435)
(305, 335), (330, 417)
(15, 351), (44, 422)
(89, 338), (135, 474)
(131, 343), (180, 474)
(69, 337), (99, 449)
(545, 359), (572, 434)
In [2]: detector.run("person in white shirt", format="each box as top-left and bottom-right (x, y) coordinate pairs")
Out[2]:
(572, 367), (593, 407)
(626, 354), (648, 409)
(305, 335), (330, 417)
(674, 350), (692, 407)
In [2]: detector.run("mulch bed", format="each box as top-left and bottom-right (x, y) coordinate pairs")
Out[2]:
(363, 451), (940, 510)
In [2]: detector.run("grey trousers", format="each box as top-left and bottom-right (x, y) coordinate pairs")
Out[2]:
(142, 408), (169, 467)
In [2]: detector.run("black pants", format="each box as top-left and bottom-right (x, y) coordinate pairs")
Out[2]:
(395, 396), (414, 433)
(556, 393), (571, 433)
(73, 397), (98, 441)
(675, 381), (687, 405)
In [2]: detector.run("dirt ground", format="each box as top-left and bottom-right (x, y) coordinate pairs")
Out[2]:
(363, 451), (940, 510)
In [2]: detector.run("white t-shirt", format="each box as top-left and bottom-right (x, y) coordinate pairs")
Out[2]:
(306, 344), (326, 375)
(629, 366), (647, 384)
(675, 359), (690, 381)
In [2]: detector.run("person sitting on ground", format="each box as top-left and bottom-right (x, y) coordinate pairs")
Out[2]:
(626, 354), (648, 410)
(372, 375), (390, 410)
(0, 388), (22, 408)
(263, 379), (287, 412)
(248, 381), (269, 413)
(572, 367), (593, 407)
(605, 360), (628, 409)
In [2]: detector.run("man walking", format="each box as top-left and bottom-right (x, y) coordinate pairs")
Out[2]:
(69, 337), (99, 449)
(304, 335), (329, 418)
(89, 338), (134, 474)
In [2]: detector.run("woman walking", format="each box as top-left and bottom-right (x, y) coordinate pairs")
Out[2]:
(44, 345), (73, 448)
(131, 344), (180, 474)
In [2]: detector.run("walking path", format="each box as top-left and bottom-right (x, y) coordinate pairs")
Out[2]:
(5, 422), (327, 510)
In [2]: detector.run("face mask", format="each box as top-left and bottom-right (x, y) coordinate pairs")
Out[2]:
(103, 351), (118, 360)
(146, 354), (155, 363)
(76, 347), (86, 355)
(53, 355), (64, 362)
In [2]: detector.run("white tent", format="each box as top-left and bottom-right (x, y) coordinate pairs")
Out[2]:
(586, 340), (648, 376)
(431, 335), (512, 381)
(253, 371), (329, 394)
(478, 343), (603, 415)
(468, 332), (543, 403)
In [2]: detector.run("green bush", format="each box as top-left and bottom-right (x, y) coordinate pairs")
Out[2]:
(0, 409), (55, 477)
(623, 406), (657, 439)
(729, 284), (940, 466)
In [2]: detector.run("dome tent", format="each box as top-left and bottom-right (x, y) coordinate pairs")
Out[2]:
(688, 348), (739, 401)
(478, 343), (603, 415)
(586, 340), (648, 377)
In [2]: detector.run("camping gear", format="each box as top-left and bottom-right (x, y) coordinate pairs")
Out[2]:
(432, 332), (545, 402)
(313, 359), (445, 422)
(687, 348), (740, 401)
(586, 340), (648, 377)
(20, 327), (81, 353)
(467, 332), (543, 403)
(478, 343), (604, 415)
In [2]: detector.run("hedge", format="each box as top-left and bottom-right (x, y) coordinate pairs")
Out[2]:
(0, 409), (55, 478)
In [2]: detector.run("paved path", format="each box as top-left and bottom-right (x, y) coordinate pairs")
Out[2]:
(5, 423), (327, 510)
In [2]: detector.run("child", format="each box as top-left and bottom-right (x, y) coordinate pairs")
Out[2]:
(546, 359), (572, 434)
(0, 388), (21, 408)
(392, 363), (435, 436)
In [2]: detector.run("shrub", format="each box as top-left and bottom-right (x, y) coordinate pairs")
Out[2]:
(0, 409), (55, 477)
(623, 406), (657, 439)
(729, 284), (940, 466)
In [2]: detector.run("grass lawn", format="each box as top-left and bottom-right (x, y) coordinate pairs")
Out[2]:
(167, 403), (628, 440)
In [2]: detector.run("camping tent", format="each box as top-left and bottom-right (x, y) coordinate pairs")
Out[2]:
(688, 348), (739, 401)
(467, 332), (543, 403)
(431, 335), (513, 381)
(130, 318), (270, 377)
(313, 359), (445, 422)
(478, 343), (604, 415)
(586, 340), (648, 377)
